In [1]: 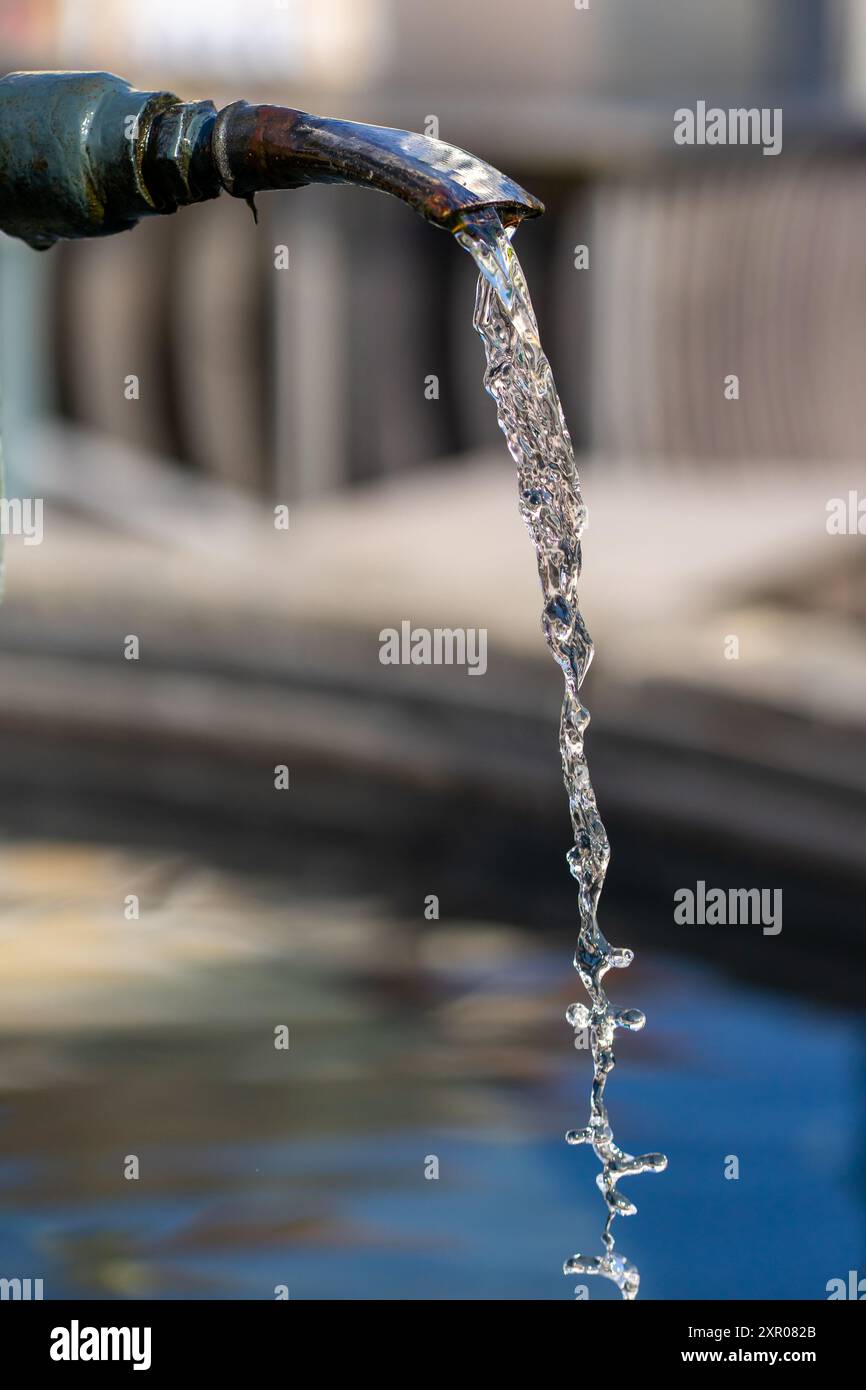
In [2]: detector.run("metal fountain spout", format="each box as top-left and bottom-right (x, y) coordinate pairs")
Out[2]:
(0, 71), (543, 251)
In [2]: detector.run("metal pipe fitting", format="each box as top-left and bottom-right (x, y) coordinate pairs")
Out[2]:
(0, 70), (543, 250)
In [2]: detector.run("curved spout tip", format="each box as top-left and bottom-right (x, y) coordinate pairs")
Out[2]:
(212, 102), (543, 231)
(0, 72), (542, 248)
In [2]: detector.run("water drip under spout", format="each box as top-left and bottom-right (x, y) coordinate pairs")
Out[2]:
(455, 208), (667, 1300)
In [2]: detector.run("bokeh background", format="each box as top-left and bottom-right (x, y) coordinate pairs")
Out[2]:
(0, 0), (864, 1300)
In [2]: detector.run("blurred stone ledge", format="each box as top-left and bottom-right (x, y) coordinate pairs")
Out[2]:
(0, 422), (864, 883)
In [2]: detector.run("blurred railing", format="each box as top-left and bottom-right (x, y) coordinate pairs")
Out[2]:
(7, 141), (866, 502)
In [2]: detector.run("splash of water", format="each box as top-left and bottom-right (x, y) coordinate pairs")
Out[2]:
(455, 208), (666, 1299)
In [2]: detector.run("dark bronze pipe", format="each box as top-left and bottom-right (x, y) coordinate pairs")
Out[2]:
(210, 101), (543, 232)
(0, 71), (542, 250)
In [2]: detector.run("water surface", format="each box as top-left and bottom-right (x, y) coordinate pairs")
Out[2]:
(0, 842), (860, 1299)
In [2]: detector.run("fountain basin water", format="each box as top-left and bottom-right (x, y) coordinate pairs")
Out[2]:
(0, 815), (859, 1301)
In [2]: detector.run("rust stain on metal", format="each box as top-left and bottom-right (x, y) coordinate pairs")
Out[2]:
(1, 71), (543, 248)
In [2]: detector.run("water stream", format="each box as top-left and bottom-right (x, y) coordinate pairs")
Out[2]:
(455, 209), (667, 1299)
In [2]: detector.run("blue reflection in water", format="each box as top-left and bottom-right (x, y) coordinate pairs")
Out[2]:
(0, 938), (861, 1300)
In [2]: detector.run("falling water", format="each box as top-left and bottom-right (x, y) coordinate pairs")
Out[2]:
(455, 208), (667, 1299)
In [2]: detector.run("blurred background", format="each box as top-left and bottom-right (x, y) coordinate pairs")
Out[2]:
(0, 0), (864, 1300)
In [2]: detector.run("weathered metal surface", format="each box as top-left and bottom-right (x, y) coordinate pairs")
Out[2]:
(0, 71), (182, 249)
(0, 71), (543, 250)
(142, 100), (221, 211)
(212, 101), (543, 231)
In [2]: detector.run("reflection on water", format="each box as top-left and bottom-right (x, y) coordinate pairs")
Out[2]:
(0, 841), (862, 1300)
